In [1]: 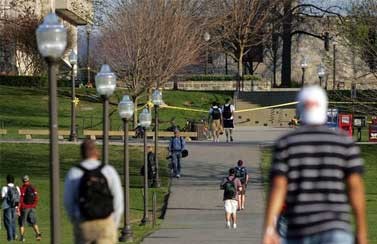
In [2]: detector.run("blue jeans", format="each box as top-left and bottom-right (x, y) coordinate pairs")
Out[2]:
(3, 207), (17, 241)
(282, 230), (353, 244)
(171, 151), (182, 176)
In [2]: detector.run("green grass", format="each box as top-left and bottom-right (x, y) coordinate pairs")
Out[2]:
(261, 145), (377, 243)
(0, 143), (169, 243)
(0, 85), (231, 137)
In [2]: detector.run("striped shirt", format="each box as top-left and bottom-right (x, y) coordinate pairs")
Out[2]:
(270, 125), (363, 237)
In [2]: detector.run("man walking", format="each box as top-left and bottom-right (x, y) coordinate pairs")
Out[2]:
(169, 129), (186, 178)
(1, 175), (20, 241)
(208, 102), (222, 142)
(234, 160), (249, 210)
(221, 168), (242, 229)
(222, 98), (235, 142)
(19, 175), (42, 242)
(263, 86), (367, 244)
(64, 139), (124, 244)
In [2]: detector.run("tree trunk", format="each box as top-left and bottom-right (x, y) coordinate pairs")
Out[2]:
(238, 48), (244, 91)
(281, 2), (292, 88)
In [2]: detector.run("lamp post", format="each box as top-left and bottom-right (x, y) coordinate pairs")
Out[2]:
(333, 40), (337, 90)
(86, 26), (91, 84)
(204, 32), (210, 75)
(118, 95), (134, 242)
(140, 108), (152, 224)
(69, 50), (77, 141)
(317, 63), (326, 87)
(95, 64), (116, 164)
(300, 56), (308, 87)
(36, 12), (67, 244)
(152, 89), (163, 188)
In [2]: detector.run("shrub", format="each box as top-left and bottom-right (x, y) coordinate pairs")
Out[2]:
(184, 74), (261, 81)
(0, 75), (47, 87)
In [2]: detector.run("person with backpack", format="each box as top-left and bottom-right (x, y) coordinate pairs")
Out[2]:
(169, 129), (186, 178)
(234, 160), (249, 210)
(64, 139), (123, 244)
(18, 175), (41, 242)
(222, 98), (235, 143)
(1, 175), (20, 241)
(208, 102), (223, 143)
(140, 146), (157, 186)
(220, 168), (242, 229)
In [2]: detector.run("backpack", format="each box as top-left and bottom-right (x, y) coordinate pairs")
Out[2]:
(223, 177), (236, 200)
(6, 186), (20, 208)
(235, 166), (247, 184)
(211, 107), (221, 120)
(23, 185), (36, 205)
(222, 104), (232, 119)
(77, 164), (114, 220)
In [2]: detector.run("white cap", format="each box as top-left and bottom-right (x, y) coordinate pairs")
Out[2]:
(297, 86), (328, 125)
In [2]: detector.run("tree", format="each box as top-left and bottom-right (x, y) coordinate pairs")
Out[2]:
(98, 0), (208, 124)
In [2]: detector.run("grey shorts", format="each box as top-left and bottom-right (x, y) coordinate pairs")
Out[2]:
(18, 208), (37, 226)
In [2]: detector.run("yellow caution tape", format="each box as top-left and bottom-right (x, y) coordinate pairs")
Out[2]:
(161, 105), (207, 113)
(235, 101), (299, 113)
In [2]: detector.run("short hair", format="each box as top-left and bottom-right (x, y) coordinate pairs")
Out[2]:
(225, 98), (231, 103)
(212, 101), (217, 106)
(6, 175), (14, 184)
(237, 160), (243, 166)
(229, 168), (235, 175)
(80, 139), (98, 159)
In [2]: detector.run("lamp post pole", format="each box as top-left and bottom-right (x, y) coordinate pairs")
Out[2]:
(69, 51), (77, 142)
(86, 27), (91, 84)
(301, 68), (306, 87)
(204, 32), (210, 75)
(333, 42), (337, 90)
(103, 96), (109, 164)
(153, 104), (161, 188)
(319, 76), (323, 87)
(141, 126), (150, 224)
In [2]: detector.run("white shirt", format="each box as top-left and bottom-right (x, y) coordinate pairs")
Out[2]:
(63, 159), (124, 229)
(1, 183), (21, 209)
(222, 104), (235, 120)
(209, 106), (222, 118)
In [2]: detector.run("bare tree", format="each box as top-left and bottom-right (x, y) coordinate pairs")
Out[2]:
(98, 0), (208, 123)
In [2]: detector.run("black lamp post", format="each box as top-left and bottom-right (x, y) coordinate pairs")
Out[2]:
(317, 63), (326, 88)
(139, 108), (152, 225)
(333, 40), (337, 90)
(300, 56), (308, 87)
(118, 95), (134, 242)
(36, 12), (67, 244)
(69, 50), (77, 141)
(95, 64), (116, 164)
(204, 32), (210, 75)
(152, 89), (163, 188)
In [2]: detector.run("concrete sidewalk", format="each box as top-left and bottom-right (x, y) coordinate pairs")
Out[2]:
(142, 143), (265, 244)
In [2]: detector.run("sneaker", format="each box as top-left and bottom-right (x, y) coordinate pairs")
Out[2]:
(20, 236), (25, 242)
(226, 221), (231, 229)
(230, 136), (233, 142)
(233, 223), (237, 229)
(36, 233), (42, 241)
(176, 174), (181, 178)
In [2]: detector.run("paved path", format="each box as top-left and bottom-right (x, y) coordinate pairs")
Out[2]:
(143, 143), (265, 244)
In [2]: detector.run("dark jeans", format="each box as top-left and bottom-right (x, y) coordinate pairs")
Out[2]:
(171, 151), (182, 176)
(3, 207), (17, 241)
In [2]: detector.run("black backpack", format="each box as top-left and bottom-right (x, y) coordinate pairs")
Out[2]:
(223, 177), (236, 200)
(23, 185), (36, 205)
(235, 166), (247, 184)
(77, 164), (114, 220)
(7, 186), (20, 208)
(211, 107), (221, 120)
(222, 104), (232, 119)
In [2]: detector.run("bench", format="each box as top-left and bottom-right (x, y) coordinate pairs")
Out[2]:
(18, 129), (70, 140)
(0, 129), (7, 135)
(83, 130), (198, 140)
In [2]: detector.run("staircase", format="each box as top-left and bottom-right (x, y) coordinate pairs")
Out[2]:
(235, 90), (299, 127)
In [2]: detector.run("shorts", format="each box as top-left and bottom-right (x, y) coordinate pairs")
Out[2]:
(223, 119), (234, 128)
(239, 184), (247, 195)
(74, 216), (117, 244)
(224, 199), (238, 214)
(18, 208), (37, 227)
(211, 119), (222, 132)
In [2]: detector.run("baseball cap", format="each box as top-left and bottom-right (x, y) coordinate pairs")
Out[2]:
(23, 175), (30, 182)
(297, 86), (328, 125)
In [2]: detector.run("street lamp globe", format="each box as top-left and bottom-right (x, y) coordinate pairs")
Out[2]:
(300, 56), (308, 69)
(139, 108), (152, 128)
(95, 64), (117, 97)
(152, 89), (163, 106)
(36, 13), (67, 59)
(204, 32), (211, 42)
(118, 95), (134, 120)
(317, 64), (326, 78)
(69, 50), (77, 66)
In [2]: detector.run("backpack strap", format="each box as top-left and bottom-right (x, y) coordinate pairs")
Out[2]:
(180, 137), (183, 150)
(76, 163), (105, 172)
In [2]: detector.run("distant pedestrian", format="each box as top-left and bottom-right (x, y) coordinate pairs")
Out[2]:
(220, 168), (242, 229)
(64, 139), (123, 244)
(263, 86), (367, 244)
(18, 175), (41, 242)
(140, 146), (157, 186)
(1, 175), (20, 241)
(222, 98), (235, 142)
(208, 102), (223, 142)
(234, 160), (249, 210)
(169, 129), (186, 178)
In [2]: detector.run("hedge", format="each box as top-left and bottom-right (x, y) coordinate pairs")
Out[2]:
(0, 75), (71, 87)
(184, 74), (261, 81)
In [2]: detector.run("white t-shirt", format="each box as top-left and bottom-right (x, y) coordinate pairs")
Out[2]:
(222, 104), (235, 120)
(1, 183), (21, 209)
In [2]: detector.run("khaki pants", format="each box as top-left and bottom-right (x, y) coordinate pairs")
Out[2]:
(74, 216), (117, 244)
(211, 119), (222, 138)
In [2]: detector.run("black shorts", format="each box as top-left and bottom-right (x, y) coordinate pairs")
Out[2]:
(18, 208), (37, 226)
(223, 119), (234, 128)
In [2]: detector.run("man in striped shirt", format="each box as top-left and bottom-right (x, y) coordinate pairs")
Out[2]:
(263, 86), (367, 244)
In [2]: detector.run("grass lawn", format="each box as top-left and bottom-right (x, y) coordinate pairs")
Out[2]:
(0, 85), (232, 138)
(0, 143), (169, 243)
(261, 145), (377, 243)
